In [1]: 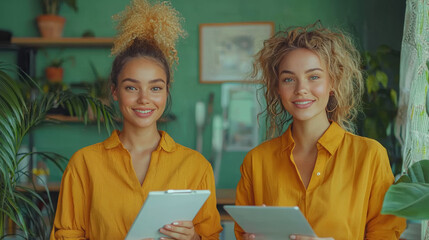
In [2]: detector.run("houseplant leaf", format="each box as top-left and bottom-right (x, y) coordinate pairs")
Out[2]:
(408, 159), (429, 183)
(375, 70), (388, 88)
(382, 160), (429, 220)
(381, 182), (429, 220)
(366, 74), (379, 94)
(0, 61), (117, 238)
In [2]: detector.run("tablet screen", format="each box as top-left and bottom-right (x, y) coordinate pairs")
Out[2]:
(224, 205), (317, 239)
(125, 190), (210, 240)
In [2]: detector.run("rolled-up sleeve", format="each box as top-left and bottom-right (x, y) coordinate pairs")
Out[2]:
(50, 153), (88, 240)
(365, 147), (407, 239)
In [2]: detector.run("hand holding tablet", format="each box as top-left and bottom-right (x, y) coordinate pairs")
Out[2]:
(224, 205), (318, 240)
(125, 190), (210, 240)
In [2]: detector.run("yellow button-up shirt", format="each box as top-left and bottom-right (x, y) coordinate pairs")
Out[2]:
(51, 130), (222, 240)
(235, 122), (406, 239)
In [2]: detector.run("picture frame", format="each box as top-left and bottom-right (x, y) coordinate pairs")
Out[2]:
(199, 22), (274, 83)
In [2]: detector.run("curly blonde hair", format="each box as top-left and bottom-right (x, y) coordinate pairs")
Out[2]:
(254, 22), (364, 138)
(111, 0), (186, 67)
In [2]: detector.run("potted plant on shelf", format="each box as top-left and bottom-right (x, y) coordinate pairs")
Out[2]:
(45, 54), (75, 83)
(0, 62), (116, 239)
(37, 0), (78, 38)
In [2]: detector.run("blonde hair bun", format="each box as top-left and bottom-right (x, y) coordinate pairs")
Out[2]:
(111, 0), (187, 66)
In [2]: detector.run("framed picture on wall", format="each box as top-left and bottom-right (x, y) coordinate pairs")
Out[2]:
(199, 22), (274, 83)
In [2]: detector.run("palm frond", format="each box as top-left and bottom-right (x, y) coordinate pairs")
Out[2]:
(0, 62), (117, 238)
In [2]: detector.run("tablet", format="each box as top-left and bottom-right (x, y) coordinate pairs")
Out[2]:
(224, 205), (317, 239)
(125, 190), (210, 240)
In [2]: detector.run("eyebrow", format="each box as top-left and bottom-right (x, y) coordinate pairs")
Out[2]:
(279, 68), (324, 75)
(121, 78), (166, 84)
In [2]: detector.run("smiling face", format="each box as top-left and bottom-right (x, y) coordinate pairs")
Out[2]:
(277, 48), (332, 124)
(112, 57), (168, 131)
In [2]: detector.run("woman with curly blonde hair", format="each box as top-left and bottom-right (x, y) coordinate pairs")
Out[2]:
(51, 0), (222, 239)
(235, 23), (406, 239)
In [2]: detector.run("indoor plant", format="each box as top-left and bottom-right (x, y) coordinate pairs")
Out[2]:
(37, 0), (78, 38)
(381, 159), (429, 220)
(360, 45), (402, 174)
(44, 54), (75, 83)
(0, 62), (116, 239)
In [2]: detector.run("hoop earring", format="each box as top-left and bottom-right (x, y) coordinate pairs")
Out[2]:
(326, 95), (338, 113)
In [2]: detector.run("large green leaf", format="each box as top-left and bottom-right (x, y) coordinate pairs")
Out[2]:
(408, 159), (429, 183)
(382, 160), (429, 220)
(381, 182), (429, 220)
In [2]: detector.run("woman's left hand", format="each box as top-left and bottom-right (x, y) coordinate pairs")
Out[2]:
(290, 235), (334, 240)
(159, 221), (200, 240)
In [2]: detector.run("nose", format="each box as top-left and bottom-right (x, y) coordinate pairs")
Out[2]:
(294, 79), (309, 95)
(137, 89), (150, 104)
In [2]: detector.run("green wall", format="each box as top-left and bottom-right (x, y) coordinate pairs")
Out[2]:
(0, 0), (405, 188)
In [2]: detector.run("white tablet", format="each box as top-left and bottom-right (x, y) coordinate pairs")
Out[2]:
(224, 205), (317, 239)
(125, 190), (210, 240)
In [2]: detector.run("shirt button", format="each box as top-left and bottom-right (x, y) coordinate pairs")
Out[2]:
(316, 172), (321, 176)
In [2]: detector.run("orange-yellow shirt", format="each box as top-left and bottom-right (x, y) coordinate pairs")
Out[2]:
(235, 122), (406, 239)
(51, 130), (222, 240)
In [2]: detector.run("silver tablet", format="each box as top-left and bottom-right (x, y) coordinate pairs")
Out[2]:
(224, 205), (317, 239)
(125, 190), (210, 240)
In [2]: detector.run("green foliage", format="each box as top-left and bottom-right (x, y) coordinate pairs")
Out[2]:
(41, 49), (75, 68)
(360, 45), (401, 174)
(41, 0), (78, 15)
(70, 61), (111, 106)
(48, 55), (74, 68)
(382, 160), (429, 220)
(0, 62), (117, 238)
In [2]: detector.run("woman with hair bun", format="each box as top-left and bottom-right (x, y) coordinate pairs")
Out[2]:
(235, 22), (406, 240)
(50, 1), (222, 239)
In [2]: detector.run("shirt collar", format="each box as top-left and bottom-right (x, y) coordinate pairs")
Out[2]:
(103, 130), (177, 152)
(157, 130), (177, 152)
(317, 122), (345, 155)
(281, 121), (345, 155)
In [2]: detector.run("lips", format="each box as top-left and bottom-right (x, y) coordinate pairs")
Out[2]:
(294, 101), (313, 105)
(292, 99), (315, 108)
(133, 108), (154, 117)
(135, 109), (152, 114)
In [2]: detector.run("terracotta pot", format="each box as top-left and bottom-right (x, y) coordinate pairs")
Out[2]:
(36, 15), (66, 38)
(45, 67), (63, 83)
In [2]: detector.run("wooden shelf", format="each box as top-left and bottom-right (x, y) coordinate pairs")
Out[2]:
(46, 114), (84, 122)
(17, 182), (61, 192)
(45, 114), (125, 124)
(11, 37), (114, 47)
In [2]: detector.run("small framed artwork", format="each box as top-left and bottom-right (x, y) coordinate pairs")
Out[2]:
(199, 22), (274, 83)
(221, 83), (261, 151)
